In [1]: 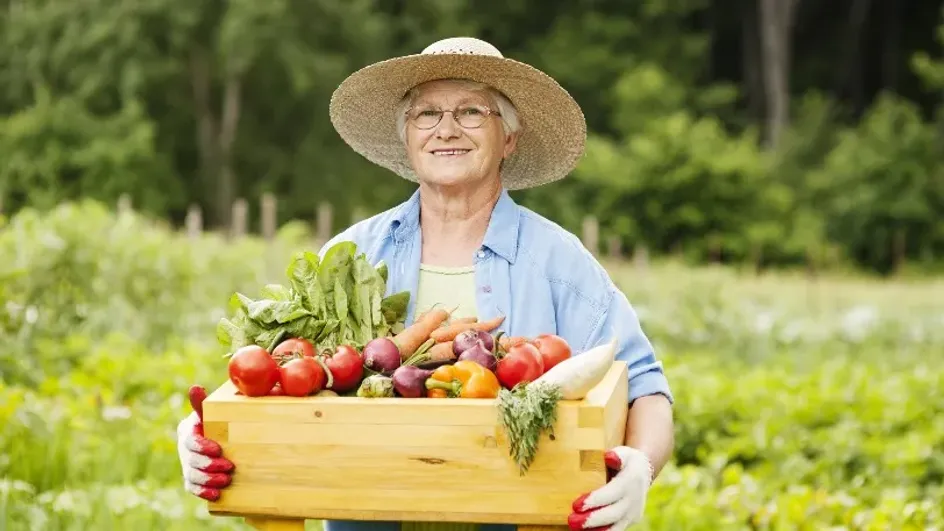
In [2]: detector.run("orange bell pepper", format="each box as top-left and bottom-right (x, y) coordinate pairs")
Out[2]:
(425, 360), (501, 399)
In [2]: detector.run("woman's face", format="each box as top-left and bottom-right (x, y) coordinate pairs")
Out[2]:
(403, 80), (517, 189)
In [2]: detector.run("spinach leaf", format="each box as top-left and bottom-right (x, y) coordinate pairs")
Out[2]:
(381, 291), (410, 324)
(260, 284), (292, 301)
(216, 240), (411, 355)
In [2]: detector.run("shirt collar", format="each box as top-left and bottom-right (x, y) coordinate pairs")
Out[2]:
(390, 187), (520, 264)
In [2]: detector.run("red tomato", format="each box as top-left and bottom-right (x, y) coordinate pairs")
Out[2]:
(272, 337), (316, 365)
(496, 342), (544, 389)
(325, 345), (364, 392)
(532, 334), (571, 372)
(228, 345), (280, 397)
(499, 335), (532, 351)
(279, 357), (327, 397)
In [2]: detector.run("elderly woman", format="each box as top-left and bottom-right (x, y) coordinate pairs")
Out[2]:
(177, 37), (674, 531)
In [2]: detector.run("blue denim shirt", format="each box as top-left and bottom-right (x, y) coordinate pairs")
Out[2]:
(320, 187), (673, 405)
(317, 187), (673, 531)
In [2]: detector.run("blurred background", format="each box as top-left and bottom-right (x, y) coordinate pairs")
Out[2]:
(1, 0), (943, 529)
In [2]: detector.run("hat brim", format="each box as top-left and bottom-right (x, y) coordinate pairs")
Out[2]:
(328, 53), (587, 190)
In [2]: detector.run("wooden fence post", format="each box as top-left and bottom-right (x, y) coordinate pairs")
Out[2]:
(261, 193), (277, 242)
(186, 204), (203, 239)
(316, 202), (333, 245)
(231, 198), (248, 238)
(634, 244), (649, 275)
(606, 235), (622, 260)
(117, 194), (132, 215)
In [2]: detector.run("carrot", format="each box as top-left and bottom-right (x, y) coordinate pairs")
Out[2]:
(394, 307), (453, 360)
(427, 341), (456, 362)
(429, 314), (506, 343)
(450, 316), (478, 325)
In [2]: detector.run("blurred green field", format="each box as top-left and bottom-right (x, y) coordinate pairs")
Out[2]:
(1, 202), (942, 530)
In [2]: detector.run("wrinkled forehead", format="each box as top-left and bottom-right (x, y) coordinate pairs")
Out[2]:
(409, 80), (492, 108)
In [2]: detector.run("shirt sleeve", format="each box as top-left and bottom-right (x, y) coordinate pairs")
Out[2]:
(582, 285), (674, 406)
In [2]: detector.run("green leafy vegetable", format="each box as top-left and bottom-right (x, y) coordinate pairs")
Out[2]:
(216, 241), (410, 354)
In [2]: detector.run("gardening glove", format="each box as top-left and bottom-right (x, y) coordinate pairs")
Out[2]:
(176, 385), (235, 501)
(568, 446), (652, 530)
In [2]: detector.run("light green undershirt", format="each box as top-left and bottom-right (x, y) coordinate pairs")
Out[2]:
(403, 264), (482, 531)
(414, 263), (479, 322)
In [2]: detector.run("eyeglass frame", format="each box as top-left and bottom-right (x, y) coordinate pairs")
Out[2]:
(403, 104), (502, 130)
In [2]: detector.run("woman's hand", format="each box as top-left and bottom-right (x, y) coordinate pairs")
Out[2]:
(567, 445), (652, 530)
(176, 385), (235, 501)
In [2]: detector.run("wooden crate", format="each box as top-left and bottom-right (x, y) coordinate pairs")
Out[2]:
(202, 361), (629, 531)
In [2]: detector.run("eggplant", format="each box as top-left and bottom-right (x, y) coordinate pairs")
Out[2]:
(391, 365), (434, 398)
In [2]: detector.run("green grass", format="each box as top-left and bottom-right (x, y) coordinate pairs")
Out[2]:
(1, 201), (942, 530)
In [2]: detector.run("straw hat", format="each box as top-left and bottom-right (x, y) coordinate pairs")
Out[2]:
(328, 37), (587, 190)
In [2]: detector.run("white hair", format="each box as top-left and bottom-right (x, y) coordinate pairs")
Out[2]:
(395, 79), (522, 144)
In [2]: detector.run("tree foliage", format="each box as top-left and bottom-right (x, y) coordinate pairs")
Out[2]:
(1, 0), (943, 275)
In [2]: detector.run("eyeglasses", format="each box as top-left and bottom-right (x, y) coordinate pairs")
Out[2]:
(405, 104), (501, 130)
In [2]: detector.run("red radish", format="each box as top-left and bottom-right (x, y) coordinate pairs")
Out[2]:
(325, 345), (364, 392)
(496, 342), (544, 389)
(363, 337), (402, 372)
(228, 345), (280, 397)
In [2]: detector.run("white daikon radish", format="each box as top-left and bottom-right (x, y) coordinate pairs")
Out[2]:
(530, 337), (618, 399)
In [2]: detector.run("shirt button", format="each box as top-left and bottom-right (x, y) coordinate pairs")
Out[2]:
(476, 250), (486, 258)
(482, 285), (492, 293)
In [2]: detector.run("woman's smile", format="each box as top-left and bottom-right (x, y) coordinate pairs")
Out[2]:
(429, 148), (471, 157)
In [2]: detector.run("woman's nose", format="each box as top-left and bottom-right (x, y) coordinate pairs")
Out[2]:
(434, 111), (461, 138)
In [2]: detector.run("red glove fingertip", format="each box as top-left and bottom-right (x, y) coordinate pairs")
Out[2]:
(196, 486), (222, 502)
(568, 511), (591, 530)
(189, 385), (207, 420)
(202, 472), (233, 489)
(571, 492), (591, 512)
(202, 457), (236, 474)
(603, 450), (622, 471)
(188, 434), (223, 457)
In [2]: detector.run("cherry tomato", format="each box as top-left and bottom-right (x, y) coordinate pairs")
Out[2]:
(325, 345), (364, 392)
(279, 356), (327, 397)
(228, 345), (280, 397)
(532, 334), (571, 372)
(496, 342), (544, 389)
(272, 337), (316, 364)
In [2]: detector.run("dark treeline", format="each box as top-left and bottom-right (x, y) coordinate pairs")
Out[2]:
(0, 0), (942, 275)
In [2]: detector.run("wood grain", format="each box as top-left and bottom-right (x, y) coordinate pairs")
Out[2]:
(244, 516), (305, 530)
(203, 361), (629, 526)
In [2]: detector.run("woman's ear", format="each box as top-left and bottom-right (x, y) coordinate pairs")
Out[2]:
(503, 131), (520, 159)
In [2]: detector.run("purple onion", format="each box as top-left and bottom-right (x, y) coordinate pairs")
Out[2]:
(363, 337), (402, 372)
(457, 340), (498, 372)
(391, 365), (434, 398)
(453, 329), (494, 357)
